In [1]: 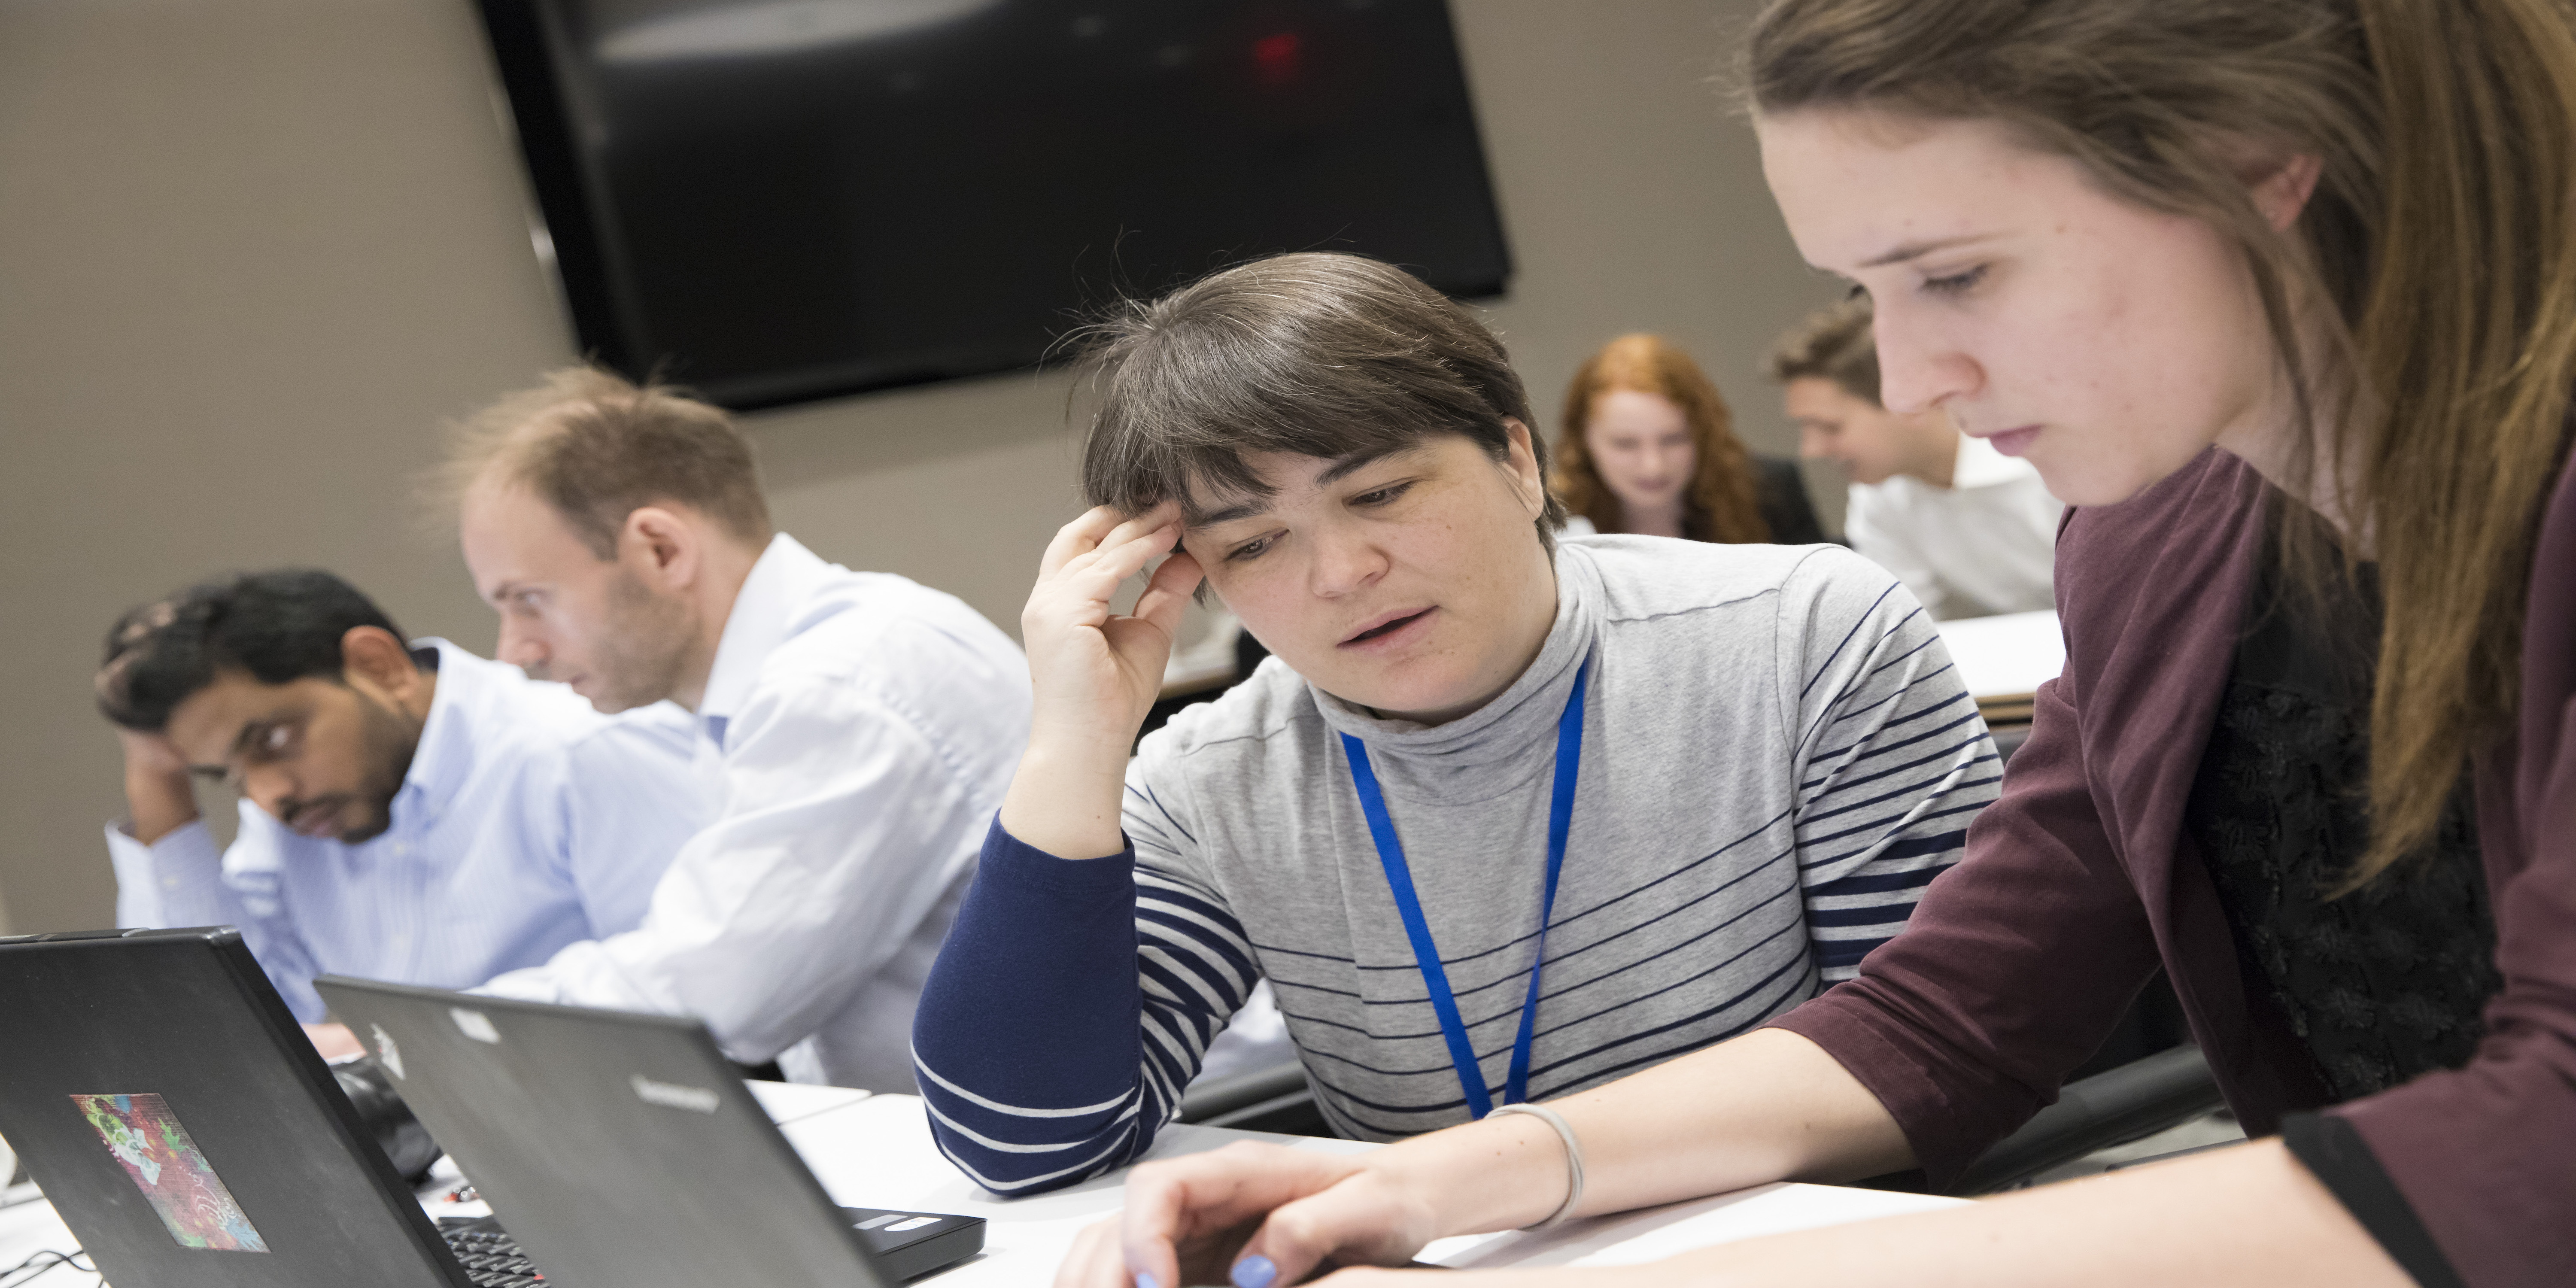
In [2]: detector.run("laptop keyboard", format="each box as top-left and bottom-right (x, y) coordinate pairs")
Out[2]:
(441, 1223), (544, 1287)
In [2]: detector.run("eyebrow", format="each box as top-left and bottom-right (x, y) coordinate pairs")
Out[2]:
(1315, 444), (1413, 487)
(183, 720), (264, 776)
(1182, 444), (1417, 530)
(1188, 498), (1270, 528)
(1858, 234), (1994, 269)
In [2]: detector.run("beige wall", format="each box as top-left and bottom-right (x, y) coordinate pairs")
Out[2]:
(0, 0), (1843, 934)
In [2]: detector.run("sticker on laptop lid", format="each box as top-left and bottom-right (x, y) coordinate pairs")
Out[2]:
(70, 1093), (268, 1252)
(449, 1008), (501, 1043)
(371, 1024), (405, 1078)
(629, 1075), (721, 1114)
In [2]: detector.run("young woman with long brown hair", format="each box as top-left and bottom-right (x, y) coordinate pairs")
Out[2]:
(1552, 333), (1828, 546)
(1045, 1), (2576, 1285)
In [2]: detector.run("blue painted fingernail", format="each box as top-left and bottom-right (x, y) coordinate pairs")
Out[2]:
(1135, 1274), (1159, 1288)
(1231, 1255), (1278, 1288)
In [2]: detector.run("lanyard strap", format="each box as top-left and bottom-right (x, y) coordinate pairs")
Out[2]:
(1340, 659), (1589, 1119)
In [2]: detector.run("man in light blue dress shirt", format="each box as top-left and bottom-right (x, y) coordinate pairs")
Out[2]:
(99, 569), (713, 1033)
(443, 368), (1033, 1092)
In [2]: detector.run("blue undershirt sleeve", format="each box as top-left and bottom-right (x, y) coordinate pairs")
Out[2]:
(912, 818), (1157, 1195)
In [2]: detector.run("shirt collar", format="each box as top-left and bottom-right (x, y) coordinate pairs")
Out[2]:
(699, 533), (830, 738)
(1950, 432), (2042, 490)
(394, 638), (482, 827)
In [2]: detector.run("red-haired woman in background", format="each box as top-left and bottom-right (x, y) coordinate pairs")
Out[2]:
(1552, 333), (1829, 546)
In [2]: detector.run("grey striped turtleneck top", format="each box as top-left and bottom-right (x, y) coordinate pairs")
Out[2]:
(914, 536), (2000, 1194)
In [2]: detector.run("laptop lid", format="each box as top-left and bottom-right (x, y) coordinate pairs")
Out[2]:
(315, 976), (897, 1288)
(0, 927), (469, 1288)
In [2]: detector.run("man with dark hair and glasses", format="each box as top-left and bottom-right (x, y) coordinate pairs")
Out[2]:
(97, 568), (710, 1049)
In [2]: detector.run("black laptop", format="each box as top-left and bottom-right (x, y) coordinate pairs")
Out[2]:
(313, 975), (984, 1287)
(0, 927), (484, 1288)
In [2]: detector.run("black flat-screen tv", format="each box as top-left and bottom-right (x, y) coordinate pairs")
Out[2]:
(474, 0), (1513, 410)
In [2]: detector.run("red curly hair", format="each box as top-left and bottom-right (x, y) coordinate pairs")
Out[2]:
(1552, 334), (1769, 544)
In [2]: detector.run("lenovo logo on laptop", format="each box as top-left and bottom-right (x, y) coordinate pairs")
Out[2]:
(629, 1075), (721, 1114)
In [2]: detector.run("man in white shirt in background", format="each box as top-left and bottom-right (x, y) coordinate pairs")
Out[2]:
(97, 569), (710, 1045)
(443, 368), (1031, 1092)
(1769, 299), (2062, 620)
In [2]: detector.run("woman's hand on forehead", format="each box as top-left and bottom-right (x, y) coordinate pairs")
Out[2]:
(1031, 502), (1198, 662)
(1001, 503), (1206, 860)
(1042, 501), (1173, 570)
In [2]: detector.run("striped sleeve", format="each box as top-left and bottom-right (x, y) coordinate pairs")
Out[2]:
(910, 759), (1254, 1196)
(1780, 549), (2002, 979)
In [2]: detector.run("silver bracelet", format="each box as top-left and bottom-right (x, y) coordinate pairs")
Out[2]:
(1485, 1103), (1586, 1230)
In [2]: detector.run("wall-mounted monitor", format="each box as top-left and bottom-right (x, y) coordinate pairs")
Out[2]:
(475, 0), (1513, 410)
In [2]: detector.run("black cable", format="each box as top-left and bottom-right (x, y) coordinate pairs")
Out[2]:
(0, 1248), (97, 1287)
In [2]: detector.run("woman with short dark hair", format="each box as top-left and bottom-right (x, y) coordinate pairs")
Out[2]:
(909, 252), (1996, 1195)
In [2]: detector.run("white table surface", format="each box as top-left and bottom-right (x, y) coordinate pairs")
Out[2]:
(0, 1086), (1965, 1286)
(0, 1180), (93, 1286)
(1935, 609), (2066, 700)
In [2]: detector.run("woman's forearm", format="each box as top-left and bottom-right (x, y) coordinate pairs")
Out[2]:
(1374, 1029), (1916, 1238)
(1643, 1139), (2407, 1288)
(1558, 1029), (1914, 1212)
(997, 736), (1134, 860)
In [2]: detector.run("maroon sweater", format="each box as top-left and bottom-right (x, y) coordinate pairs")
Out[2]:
(1771, 447), (2576, 1286)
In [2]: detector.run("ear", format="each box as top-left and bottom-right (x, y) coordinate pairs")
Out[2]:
(623, 505), (702, 590)
(2249, 152), (2323, 233)
(1500, 418), (1547, 519)
(340, 626), (425, 707)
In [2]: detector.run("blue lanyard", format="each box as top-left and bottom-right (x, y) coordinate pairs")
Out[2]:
(1339, 659), (1588, 1120)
